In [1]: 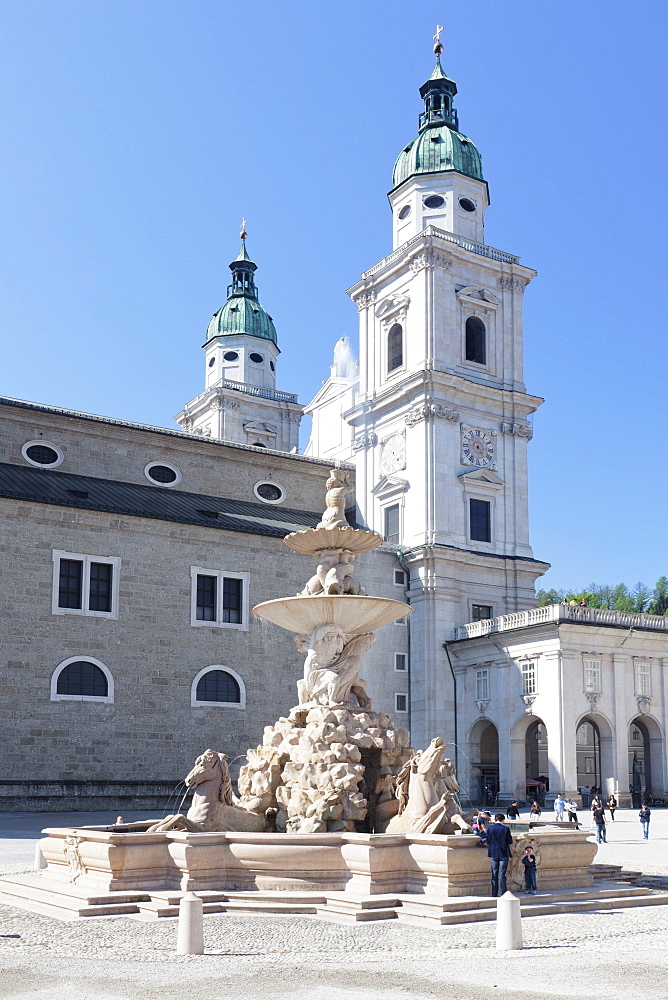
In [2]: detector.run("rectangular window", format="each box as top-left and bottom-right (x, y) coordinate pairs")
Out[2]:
(469, 499), (491, 542)
(395, 653), (407, 672)
(395, 693), (408, 713)
(196, 575), (217, 621)
(635, 662), (651, 696)
(476, 668), (489, 701)
(521, 660), (537, 695)
(191, 567), (249, 630)
(53, 551), (119, 619)
(394, 569), (408, 587)
(384, 504), (400, 544)
(584, 658), (601, 693)
(472, 604), (493, 622)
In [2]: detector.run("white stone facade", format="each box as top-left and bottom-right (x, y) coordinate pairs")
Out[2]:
(449, 605), (668, 806)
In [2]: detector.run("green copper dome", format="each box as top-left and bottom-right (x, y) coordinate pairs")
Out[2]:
(391, 52), (484, 191)
(206, 239), (278, 347)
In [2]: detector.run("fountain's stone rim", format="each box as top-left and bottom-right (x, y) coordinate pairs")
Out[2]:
(283, 525), (382, 554)
(252, 595), (411, 633)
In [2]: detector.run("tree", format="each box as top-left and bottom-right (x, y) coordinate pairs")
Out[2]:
(648, 576), (668, 616)
(632, 582), (652, 613)
(537, 588), (564, 607)
(611, 583), (634, 612)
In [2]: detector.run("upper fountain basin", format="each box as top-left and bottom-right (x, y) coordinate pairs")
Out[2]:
(284, 525), (382, 555)
(253, 595), (411, 634)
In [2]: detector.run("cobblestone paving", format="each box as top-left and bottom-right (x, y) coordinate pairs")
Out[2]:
(0, 808), (666, 1000)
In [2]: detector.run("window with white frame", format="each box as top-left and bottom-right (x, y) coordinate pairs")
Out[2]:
(384, 504), (400, 544)
(50, 656), (114, 703)
(521, 660), (537, 695)
(394, 569), (408, 587)
(191, 665), (246, 708)
(472, 604), (493, 622)
(395, 652), (407, 672)
(476, 668), (489, 701)
(634, 661), (651, 696)
(52, 551), (120, 619)
(395, 692), (408, 713)
(190, 568), (249, 629)
(584, 658), (601, 693)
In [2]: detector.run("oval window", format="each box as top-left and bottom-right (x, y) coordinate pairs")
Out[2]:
(398, 204), (411, 220)
(249, 352), (264, 364)
(423, 195), (445, 209)
(254, 481), (285, 503)
(270, 360), (275, 372)
(208, 357), (215, 367)
(145, 463), (180, 485)
(223, 350), (239, 362)
(25, 444), (59, 466)
(459, 198), (476, 213)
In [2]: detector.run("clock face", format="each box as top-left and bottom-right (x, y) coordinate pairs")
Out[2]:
(380, 432), (406, 475)
(462, 428), (495, 467)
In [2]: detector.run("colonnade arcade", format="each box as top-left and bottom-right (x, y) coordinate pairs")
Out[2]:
(464, 711), (665, 808)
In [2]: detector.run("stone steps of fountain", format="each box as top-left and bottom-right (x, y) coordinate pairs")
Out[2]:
(316, 893), (401, 923)
(0, 876), (150, 920)
(134, 890), (324, 918)
(397, 884), (668, 926)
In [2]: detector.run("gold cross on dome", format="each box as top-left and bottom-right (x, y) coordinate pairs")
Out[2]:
(240, 218), (248, 239)
(433, 24), (444, 43)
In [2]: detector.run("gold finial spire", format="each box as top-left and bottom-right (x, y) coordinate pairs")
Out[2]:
(433, 23), (444, 56)
(240, 218), (248, 240)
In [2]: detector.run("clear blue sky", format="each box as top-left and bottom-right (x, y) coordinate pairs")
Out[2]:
(0, 1), (665, 593)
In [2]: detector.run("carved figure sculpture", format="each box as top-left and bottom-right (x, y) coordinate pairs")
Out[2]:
(296, 625), (375, 708)
(300, 550), (340, 596)
(324, 550), (362, 595)
(316, 469), (353, 529)
(385, 737), (470, 834)
(148, 750), (266, 833)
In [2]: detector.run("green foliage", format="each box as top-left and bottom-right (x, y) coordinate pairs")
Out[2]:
(539, 576), (667, 614)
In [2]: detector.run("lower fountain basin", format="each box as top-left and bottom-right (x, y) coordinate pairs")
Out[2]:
(253, 595), (411, 634)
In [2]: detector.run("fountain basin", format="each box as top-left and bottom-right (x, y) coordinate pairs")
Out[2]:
(284, 525), (382, 554)
(253, 595), (412, 634)
(35, 826), (597, 896)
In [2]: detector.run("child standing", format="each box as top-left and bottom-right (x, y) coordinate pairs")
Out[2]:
(522, 845), (537, 894)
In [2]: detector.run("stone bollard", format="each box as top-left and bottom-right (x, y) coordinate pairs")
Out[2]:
(496, 890), (523, 950)
(34, 843), (47, 870)
(177, 891), (204, 955)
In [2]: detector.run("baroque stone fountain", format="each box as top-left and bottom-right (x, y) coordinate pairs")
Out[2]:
(0, 471), (599, 918)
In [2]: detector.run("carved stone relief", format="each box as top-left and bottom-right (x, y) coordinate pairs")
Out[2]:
(498, 277), (526, 293)
(409, 249), (453, 273)
(405, 403), (460, 428)
(501, 421), (533, 440)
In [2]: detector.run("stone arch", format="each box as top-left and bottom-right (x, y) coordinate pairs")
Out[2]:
(628, 714), (664, 803)
(466, 718), (499, 805)
(510, 713), (549, 804)
(575, 712), (615, 798)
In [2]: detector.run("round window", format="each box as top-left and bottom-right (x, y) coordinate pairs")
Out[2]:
(25, 444), (59, 465)
(21, 440), (63, 468)
(459, 198), (476, 213)
(423, 195), (445, 209)
(223, 350), (239, 362)
(254, 481), (285, 504)
(398, 204), (411, 220)
(249, 352), (264, 364)
(145, 463), (180, 486)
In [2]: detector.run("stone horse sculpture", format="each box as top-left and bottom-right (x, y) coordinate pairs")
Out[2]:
(148, 750), (266, 833)
(385, 737), (470, 834)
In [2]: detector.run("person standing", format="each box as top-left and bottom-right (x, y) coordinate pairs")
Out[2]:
(554, 794), (566, 822)
(521, 845), (538, 894)
(507, 800), (521, 820)
(607, 794), (617, 821)
(639, 803), (651, 840)
(486, 813), (513, 897)
(593, 804), (607, 843)
(566, 798), (580, 828)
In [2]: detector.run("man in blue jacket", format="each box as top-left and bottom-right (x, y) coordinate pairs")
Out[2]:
(486, 813), (513, 897)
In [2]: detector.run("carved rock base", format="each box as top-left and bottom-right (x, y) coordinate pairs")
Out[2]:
(237, 704), (411, 833)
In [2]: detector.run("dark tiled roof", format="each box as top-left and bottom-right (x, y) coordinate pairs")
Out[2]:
(0, 463), (322, 539)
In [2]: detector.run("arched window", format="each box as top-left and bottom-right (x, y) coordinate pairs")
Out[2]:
(465, 316), (486, 365)
(387, 324), (403, 373)
(191, 666), (246, 709)
(51, 657), (114, 703)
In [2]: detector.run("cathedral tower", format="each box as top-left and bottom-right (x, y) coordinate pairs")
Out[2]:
(306, 38), (549, 745)
(176, 229), (302, 451)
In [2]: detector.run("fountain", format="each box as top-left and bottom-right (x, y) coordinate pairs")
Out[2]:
(0, 471), (602, 920)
